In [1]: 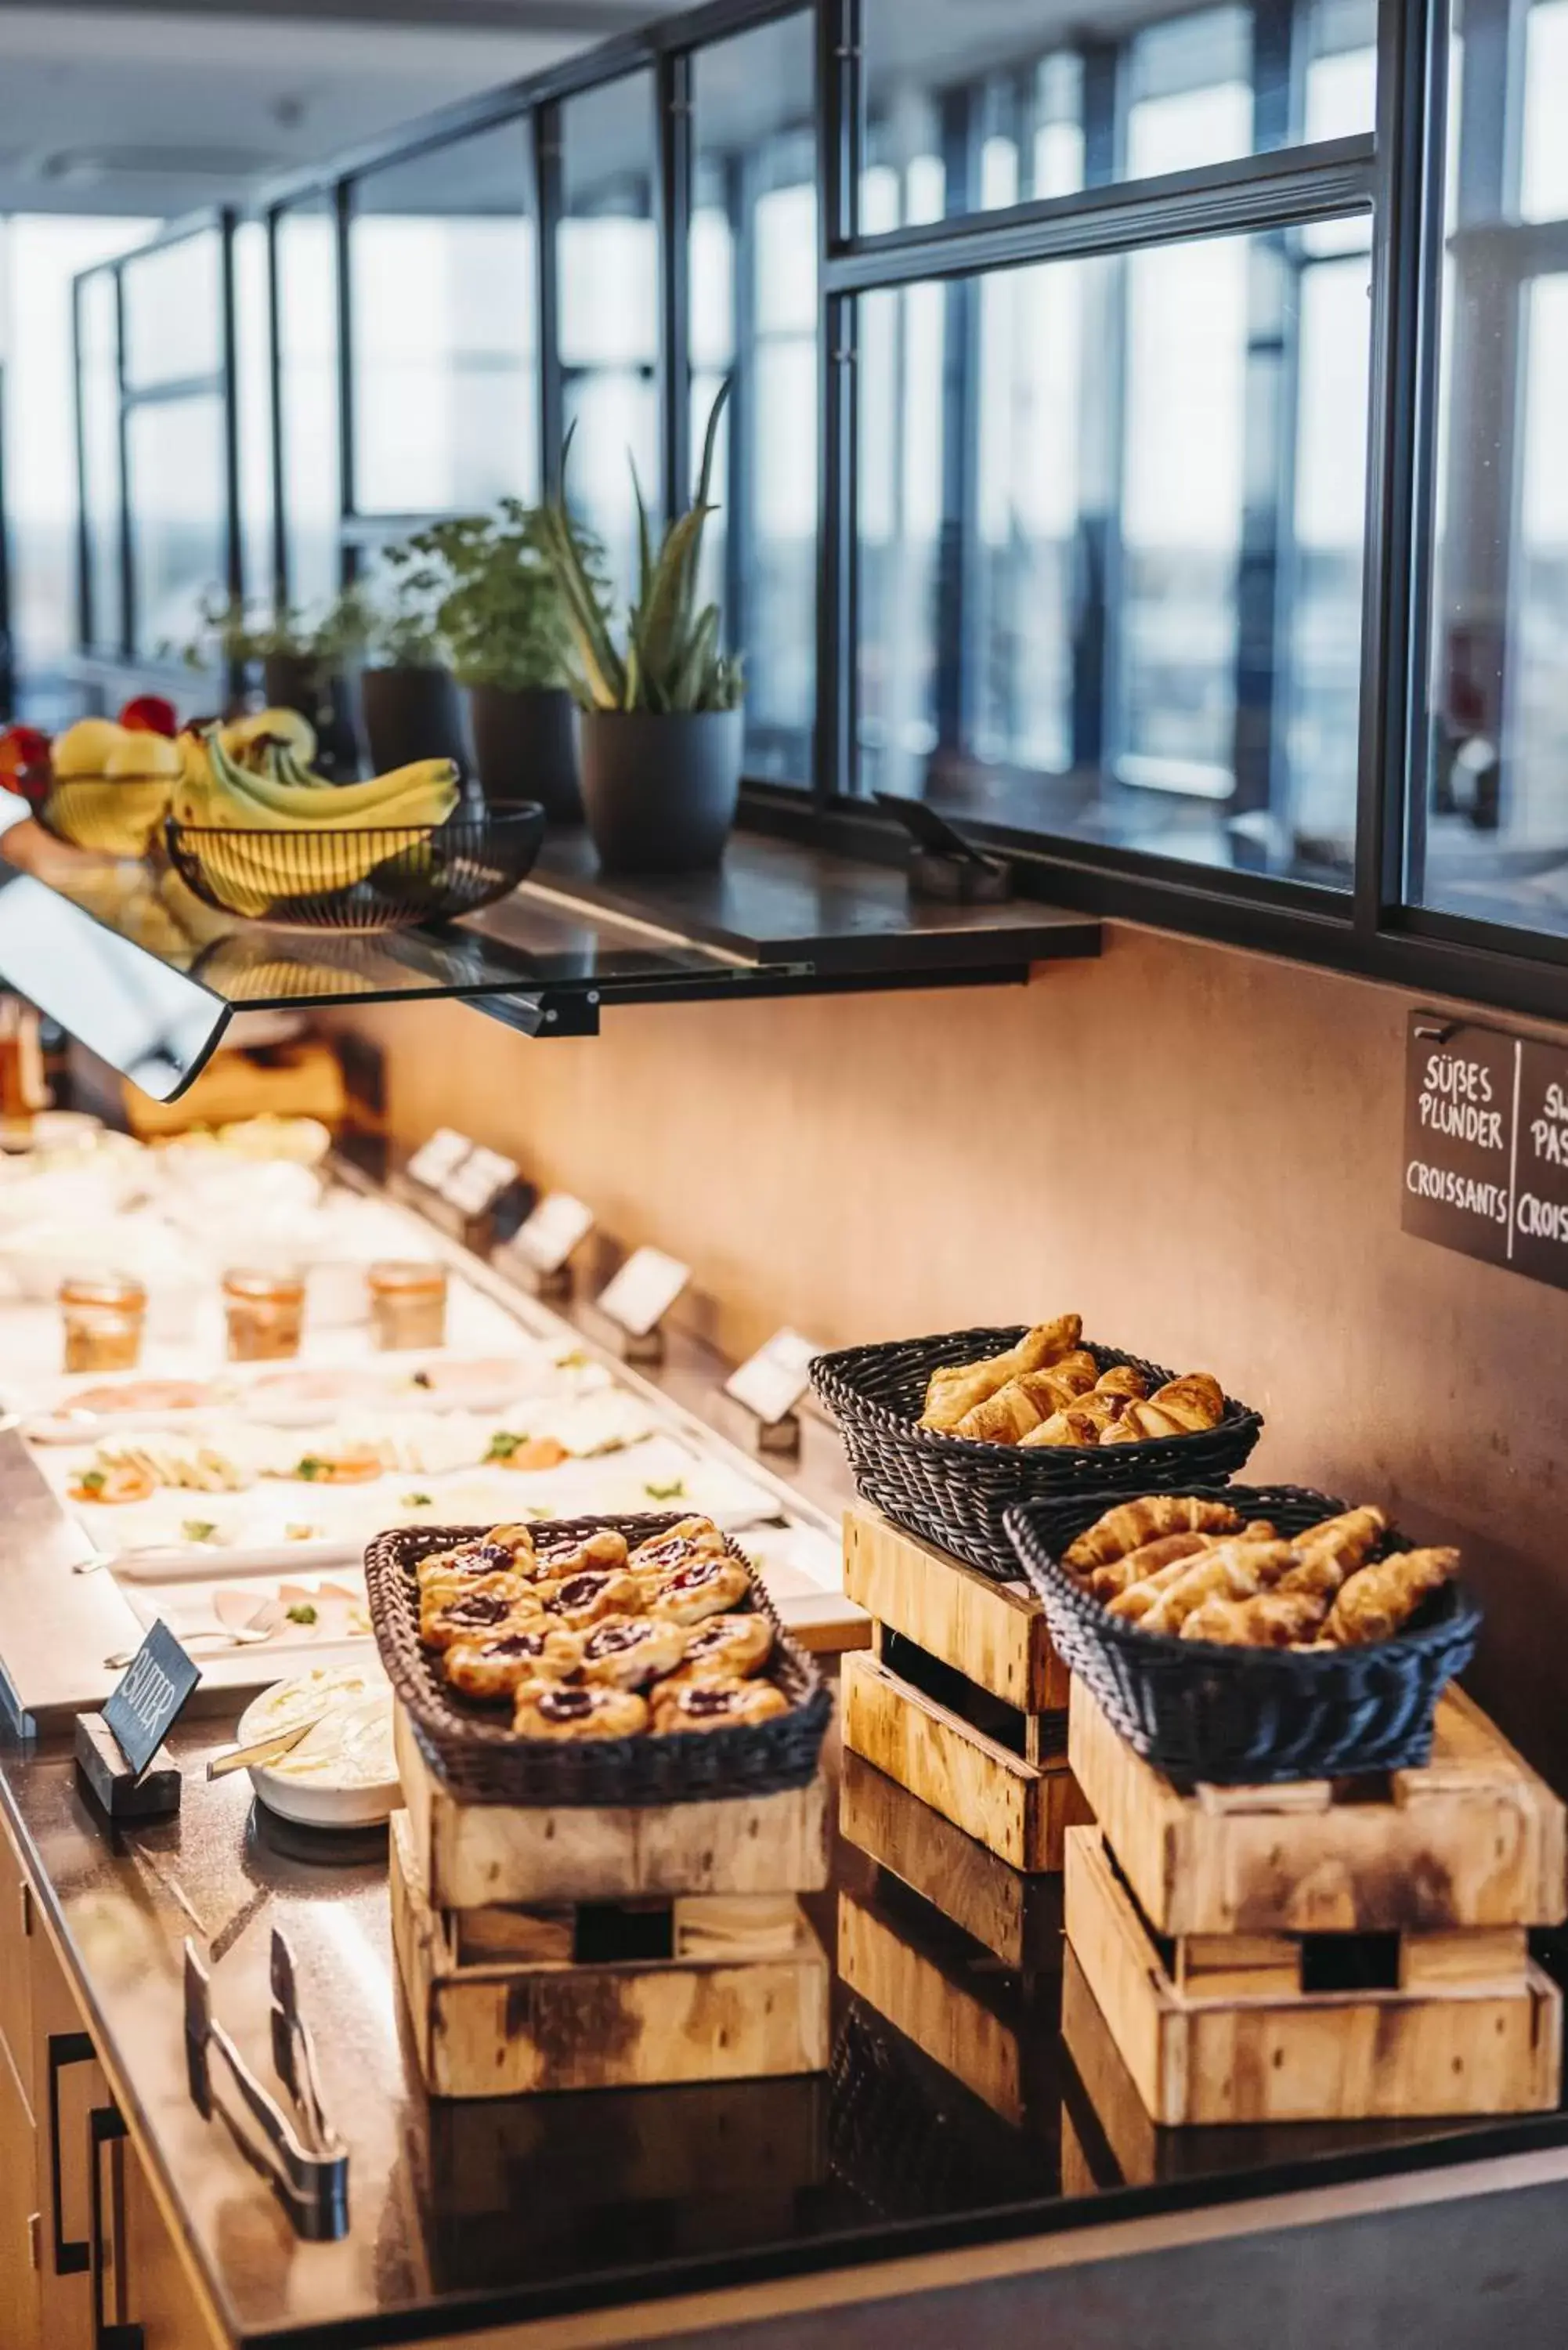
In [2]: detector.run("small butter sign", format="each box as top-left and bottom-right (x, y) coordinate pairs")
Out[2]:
(101, 1620), (200, 1778)
(1402, 1011), (1568, 1289)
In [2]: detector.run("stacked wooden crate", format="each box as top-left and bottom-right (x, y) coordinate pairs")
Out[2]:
(391, 1706), (831, 2099)
(1063, 1683), (1566, 2125)
(840, 1507), (1090, 1870)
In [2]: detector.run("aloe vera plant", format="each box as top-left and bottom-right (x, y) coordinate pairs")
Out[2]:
(537, 378), (744, 715)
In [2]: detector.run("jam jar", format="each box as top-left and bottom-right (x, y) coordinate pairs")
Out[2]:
(367, 1260), (448, 1352)
(60, 1272), (146, 1374)
(222, 1268), (306, 1362)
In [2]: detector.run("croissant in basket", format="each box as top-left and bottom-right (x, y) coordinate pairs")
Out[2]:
(1060, 1493), (1458, 1651)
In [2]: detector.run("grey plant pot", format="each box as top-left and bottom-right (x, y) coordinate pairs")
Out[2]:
(466, 683), (581, 824)
(577, 707), (744, 873)
(260, 653), (361, 781)
(359, 664), (467, 776)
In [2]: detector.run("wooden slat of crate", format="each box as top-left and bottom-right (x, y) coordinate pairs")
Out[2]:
(1064, 1826), (1562, 2126)
(836, 1891), (1057, 2134)
(844, 1509), (1069, 1712)
(839, 1748), (1064, 1971)
(841, 1650), (1090, 1873)
(391, 1814), (830, 2099)
(395, 1703), (830, 1909)
(1068, 1683), (1567, 1937)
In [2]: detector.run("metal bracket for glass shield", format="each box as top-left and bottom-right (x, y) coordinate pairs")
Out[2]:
(873, 794), (1015, 904)
(183, 1932), (349, 2240)
(0, 876), (229, 1099)
(470, 989), (602, 1037)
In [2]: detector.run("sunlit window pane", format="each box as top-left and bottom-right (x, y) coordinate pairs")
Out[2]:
(121, 230), (222, 389)
(275, 197), (341, 617)
(127, 395), (226, 658)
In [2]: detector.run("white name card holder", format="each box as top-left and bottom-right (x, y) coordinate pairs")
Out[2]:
(501, 1191), (597, 1300)
(721, 1328), (822, 1459)
(592, 1246), (692, 1365)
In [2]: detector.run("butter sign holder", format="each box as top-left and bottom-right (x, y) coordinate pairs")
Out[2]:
(368, 1514), (833, 2099)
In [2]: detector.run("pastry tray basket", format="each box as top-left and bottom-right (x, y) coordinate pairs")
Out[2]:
(1006, 1482), (1481, 1784)
(811, 1326), (1263, 1580)
(365, 1514), (831, 1807)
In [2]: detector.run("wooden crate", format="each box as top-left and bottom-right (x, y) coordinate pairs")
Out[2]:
(1069, 1682), (1568, 1937)
(395, 1702), (830, 1910)
(840, 1748), (1063, 1972)
(391, 1813), (830, 2099)
(840, 1509), (1086, 1873)
(1064, 1824), (1563, 2126)
(844, 1509), (1070, 1712)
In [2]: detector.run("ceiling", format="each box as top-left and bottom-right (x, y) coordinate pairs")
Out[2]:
(0, 0), (657, 221)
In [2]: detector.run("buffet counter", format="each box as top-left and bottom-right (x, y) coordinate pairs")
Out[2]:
(7, 1709), (1568, 2348)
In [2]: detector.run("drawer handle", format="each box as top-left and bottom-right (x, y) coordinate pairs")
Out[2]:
(89, 2105), (144, 2350)
(45, 2030), (95, 2276)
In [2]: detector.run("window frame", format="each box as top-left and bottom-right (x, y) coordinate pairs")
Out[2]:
(69, 0), (1568, 1025)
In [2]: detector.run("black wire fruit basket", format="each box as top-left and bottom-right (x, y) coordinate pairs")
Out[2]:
(164, 805), (545, 932)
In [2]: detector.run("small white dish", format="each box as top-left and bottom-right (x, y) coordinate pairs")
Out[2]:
(235, 1665), (399, 1829)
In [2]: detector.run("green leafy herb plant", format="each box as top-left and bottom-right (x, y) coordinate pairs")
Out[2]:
(385, 504), (589, 692)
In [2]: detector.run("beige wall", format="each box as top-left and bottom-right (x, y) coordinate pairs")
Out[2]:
(332, 920), (1568, 1773)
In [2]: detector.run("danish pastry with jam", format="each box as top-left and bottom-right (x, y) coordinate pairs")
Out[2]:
(577, 1613), (689, 1690)
(443, 1622), (583, 1700)
(512, 1680), (648, 1740)
(417, 1538), (526, 1600)
(650, 1676), (789, 1734)
(538, 1566), (645, 1628)
(627, 1516), (728, 1579)
(639, 1553), (751, 1625)
(662, 1611), (773, 1681)
(420, 1573), (540, 1649)
(526, 1527), (630, 1583)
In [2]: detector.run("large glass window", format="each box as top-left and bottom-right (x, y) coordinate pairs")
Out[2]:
(78, 266), (123, 656)
(126, 393), (226, 658)
(121, 230), (222, 390)
(690, 13), (817, 784)
(350, 121), (537, 515)
(557, 72), (658, 606)
(856, 225), (1372, 884)
(275, 194), (341, 614)
(233, 219), (274, 611)
(860, 0), (1375, 233)
(1417, 0), (1568, 937)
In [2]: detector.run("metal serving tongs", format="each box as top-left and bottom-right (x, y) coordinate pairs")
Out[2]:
(183, 1929), (349, 2240)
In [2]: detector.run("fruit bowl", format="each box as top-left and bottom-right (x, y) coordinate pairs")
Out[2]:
(164, 808), (545, 931)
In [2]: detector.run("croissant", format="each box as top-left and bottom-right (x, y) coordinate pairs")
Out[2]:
(1136, 1538), (1297, 1636)
(1021, 1390), (1130, 1448)
(1088, 1531), (1213, 1601)
(919, 1314), (1082, 1431)
(1104, 1525), (1278, 1619)
(1182, 1590), (1330, 1647)
(1293, 1507), (1386, 1578)
(1324, 1548), (1458, 1647)
(1093, 1363), (1148, 1401)
(953, 1380), (1046, 1444)
(1051, 1350), (1100, 1392)
(1062, 1496), (1241, 1572)
(1100, 1371), (1225, 1445)
(1099, 1401), (1183, 1444)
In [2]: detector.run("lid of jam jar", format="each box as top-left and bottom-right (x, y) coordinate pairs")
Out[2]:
(367, 1259), (448, 1297)
(222, 1268), (306, 1305)
(59, 1271), (146, 1311)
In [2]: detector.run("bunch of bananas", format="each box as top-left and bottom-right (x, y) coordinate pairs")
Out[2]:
(173, 723), (460, 913)
(43, 717), (182, 857)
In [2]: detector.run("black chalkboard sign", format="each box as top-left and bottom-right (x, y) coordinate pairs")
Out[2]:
(1402, 1010), (1568, 1291)
(101, 1620), (200, 1777)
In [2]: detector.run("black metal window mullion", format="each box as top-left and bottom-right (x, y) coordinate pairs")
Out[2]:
(334, 179), (356, 589)
(266, 208), (287, 611)
(1359, 0), (1446, 938)
(815, 0), (858, 804)
(536, 104), (565, 494)
(658, 47), (693, 521)
(114, 266), (133, 663)
(1071, 37), (1124, 781)
(933, 85), (980, 761)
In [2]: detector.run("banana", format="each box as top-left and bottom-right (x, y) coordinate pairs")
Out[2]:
(219, 707), (317, 767)
(201, 727), (457, 826)
(52, 718), (125, 779)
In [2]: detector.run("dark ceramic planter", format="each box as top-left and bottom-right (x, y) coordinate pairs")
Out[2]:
(359, 664), (467, 775)
(577, 707), (743, 873)
(261, 654), (361, 780)
(466, 683), (581, 823)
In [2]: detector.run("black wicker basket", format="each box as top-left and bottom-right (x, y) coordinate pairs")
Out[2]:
(365, 1514), (832, 1807)
(164, 805), (544, 931)
(810, 1325), (1263, 1581)
(1005, 1483), (1482, 1784)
